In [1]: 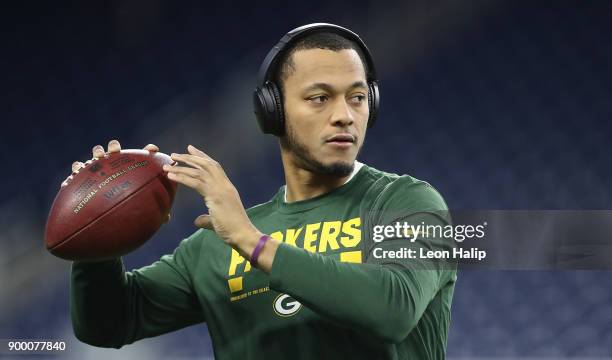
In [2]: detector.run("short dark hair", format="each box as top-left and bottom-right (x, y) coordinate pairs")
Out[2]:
(272, 31), (369, 94)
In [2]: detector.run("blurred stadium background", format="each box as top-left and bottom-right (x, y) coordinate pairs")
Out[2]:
(1, 1), (611, 359)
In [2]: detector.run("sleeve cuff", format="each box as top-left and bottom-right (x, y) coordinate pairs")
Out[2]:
(72, 258), (124, 281)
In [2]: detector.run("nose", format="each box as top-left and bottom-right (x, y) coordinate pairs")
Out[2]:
(329, 98), (354, 127)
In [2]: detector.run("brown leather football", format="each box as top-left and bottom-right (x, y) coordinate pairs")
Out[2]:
(45, 149), (177, 261)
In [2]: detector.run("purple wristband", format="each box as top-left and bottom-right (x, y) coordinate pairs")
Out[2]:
(251, 234), (271, 268)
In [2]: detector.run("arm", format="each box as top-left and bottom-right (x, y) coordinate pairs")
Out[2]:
(268, 216), (453, 343)
(264, 180), (455, 343)
(70, 231), (205, 348)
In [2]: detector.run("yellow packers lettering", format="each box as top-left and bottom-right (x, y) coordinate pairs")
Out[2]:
(227, 217), (361, 278)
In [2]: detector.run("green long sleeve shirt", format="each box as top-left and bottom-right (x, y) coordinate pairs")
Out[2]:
(71, 163), (457, 359)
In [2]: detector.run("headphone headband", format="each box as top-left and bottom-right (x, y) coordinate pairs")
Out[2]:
(258, 23), (377, 84)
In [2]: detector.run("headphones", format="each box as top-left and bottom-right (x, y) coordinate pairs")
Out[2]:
(253, 23), (380, 136)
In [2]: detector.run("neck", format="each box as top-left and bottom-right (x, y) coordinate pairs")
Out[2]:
(281, 151), (360, 203)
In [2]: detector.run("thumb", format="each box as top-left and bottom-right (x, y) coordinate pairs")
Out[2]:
(194, 214), (213, 230)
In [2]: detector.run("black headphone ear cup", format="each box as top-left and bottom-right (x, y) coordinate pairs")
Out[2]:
(268, 81), (285, 136)
(253, 87), (270, 134)
(253, 82), (285, 136)
(367, 80), (380, 128)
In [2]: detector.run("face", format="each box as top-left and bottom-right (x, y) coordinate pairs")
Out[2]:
(280, 48), (369, 177)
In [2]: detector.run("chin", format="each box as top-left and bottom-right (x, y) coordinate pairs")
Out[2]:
(319, 160), (354, 177)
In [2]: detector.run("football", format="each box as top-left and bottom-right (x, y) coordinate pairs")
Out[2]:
(45, 149), (177, 261)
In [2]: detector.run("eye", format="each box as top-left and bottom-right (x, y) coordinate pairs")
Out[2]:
(350, 94), (367, 105)
(308, 95), (328, 104)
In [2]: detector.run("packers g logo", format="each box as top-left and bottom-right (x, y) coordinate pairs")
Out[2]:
(273, 294), (302, 317)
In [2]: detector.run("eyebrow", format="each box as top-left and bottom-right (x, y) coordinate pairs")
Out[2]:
(303, 81), (368, 93)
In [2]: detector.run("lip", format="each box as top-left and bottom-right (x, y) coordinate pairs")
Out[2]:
(325, 133), (355, 143)
(326, 141), (353, 149)
(325, 134), (355, 150)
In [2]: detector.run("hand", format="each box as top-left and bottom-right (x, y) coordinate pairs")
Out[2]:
(61, 140), (170, 223)
(163, 145), (262, 250)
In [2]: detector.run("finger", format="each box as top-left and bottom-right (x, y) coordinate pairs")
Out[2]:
(187, 144), (214, 161)
(143, 143), (159, 152)
(170, 153), (212, 170)
(194, 214), (213, 230)
(92, 145), (105, 159)
(166, 172), (203, 192)
(187, 146), (226, 180)
(61, 175), (74, 188)
(71, 161), (84, 173)
(108, 139), (121, 153)
(163, 164), (203, 178)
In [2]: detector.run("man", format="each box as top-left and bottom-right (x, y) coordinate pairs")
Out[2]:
(68, 23), (457, 359)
